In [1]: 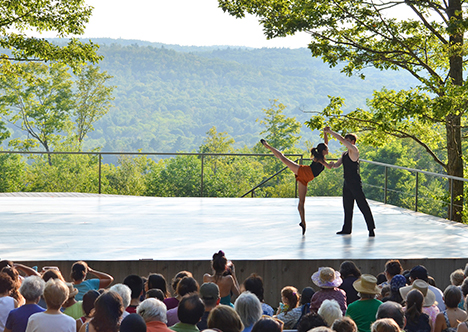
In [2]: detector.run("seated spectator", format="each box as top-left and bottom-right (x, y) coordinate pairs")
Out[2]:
(460, 279), (468, 310)
(234, 291), (262, 332)
(450, 270), (464, 287)
(311, 327), (335, 332)
(120, 313), (147, 332)
(0, 272), (18, 332)
(109, 283), (132, 319)
(382, 261), (403, 286)
(1, 267), (24, 306)
(70, 261), (113, 301)
(376, 301), (405, 330)
(76, 290), (100, 332)
(203, 251), (240, 307)
(147, 274), (170, 300)
(371, 318), (400, 332)
(197, 283), (220, 331)
(382, 275), (406, 305)
(296, 312), (328, 332)
(137, 298), (171, 332)
(243, 274), (274, 316)
(345, 274), (382, 332)
(0, 261), (40, 279)
(37, 269), (66, 309)
(457, 297), (468, 332)
(251, 316), (284, 332)
(400, 279), (439, 326)
(292, 287), (316, 329)
(310, 267), (347, 315)
(275, 286), (301, 329)
(409, 266), (445, 312)
(339, 261), (361, 305)
(318, 299), (343, 327)
(78, 290), (123, 332)
(170, 293), (205, 332)
(62, 283), (83, 320)
(166, 277), (199, 327)
(4, 276), (45, 332)
(404, 289), (431, 332)
(332, 317), (358, 332)
(434, 286), (466, 332)
(164, 271), (193, 310)
(146, 289), (165, 302)
(26, 279), (75, 332)
(123, 275), (144, 314)
(208, 304), (244, 332)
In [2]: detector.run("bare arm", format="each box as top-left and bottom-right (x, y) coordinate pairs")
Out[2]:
(14, 263), (40, 277)
(324, 128), (329, 146)
(324, 127), (359, 162)
(88, 267), (114, 288)
(229, 264), (240, 296)
(319, 159), (334, 170)
(332, 154), (344, 168)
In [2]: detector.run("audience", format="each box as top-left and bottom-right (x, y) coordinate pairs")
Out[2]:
(207, 304), (244, 332)
(251, 316), (283, 332)
(123, 275), (144, 314)
(109, 283), (132, 319)
(170, 293), (205, 332)
(62, 283), (83, 320)
(120, 313), (147, 332)
(409, 266), (445, 312)
(242, 274), (274, 316)
(164, 271), (193, 310)
(166, 277), (199, 327)
(147, 274), (170, 299)
(197, 282), (220, 331)
(296, 312), (328, 332)
(234, 291), (262, 332)
(434, 285), (466, 332)
(404, 289), (431, 332)
(332, 317), (358, 332)
(146, 289), (166, 302)
(1, 267), (24, 307)
(339, 262), (362, 305)
(382, 275), (406, 305)
(0, 272), (17, 332)
(371, 318), (400, 332)
(70, 261), (113, 301)
(79, 290), (123, 332)
(400, 279), (440, 326)
(318, 299), (343, 327)
(76, 290), (100, 332)
(375, 301), (405, 330)
(310, 267), (347, 315)
(275, 286), (301, 329)
(137, 298), (171, 332)
(383, 260), (403, 286)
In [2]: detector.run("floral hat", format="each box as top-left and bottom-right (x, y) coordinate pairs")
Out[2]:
(311, 267), (343, 288)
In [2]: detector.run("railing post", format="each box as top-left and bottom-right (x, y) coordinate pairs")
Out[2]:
(200, 154), (204, 197)
(450, 178), (454, 220)
(384, 166), (388, 204)
(415, 172), (419, 212)
(98, 153), (102, 194)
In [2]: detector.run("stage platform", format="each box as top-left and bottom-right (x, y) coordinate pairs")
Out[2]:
(0, 193), (466, 262)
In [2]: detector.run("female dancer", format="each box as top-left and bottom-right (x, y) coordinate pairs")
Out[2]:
(261, 128), (333, 235)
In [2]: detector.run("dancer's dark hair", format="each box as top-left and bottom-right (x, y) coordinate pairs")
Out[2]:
(311, 143), (328, 161)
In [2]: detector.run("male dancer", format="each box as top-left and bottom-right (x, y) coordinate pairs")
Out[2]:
(324, 127), (376, 237)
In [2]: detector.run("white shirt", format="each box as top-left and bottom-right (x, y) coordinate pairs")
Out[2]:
(26, 312), (76, 332)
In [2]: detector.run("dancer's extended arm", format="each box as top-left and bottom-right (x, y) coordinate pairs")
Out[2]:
(324, 127), (359, 162)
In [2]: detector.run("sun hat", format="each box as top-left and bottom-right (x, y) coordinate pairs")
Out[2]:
(311, 267), (342, 288)
(200, 282), (220, 300)
(352, 274), (380, 294)
(399, 280), (436, 307)
(65, 282), (79, 300)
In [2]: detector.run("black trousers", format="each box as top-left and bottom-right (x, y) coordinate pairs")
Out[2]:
(340, 179), (375, 233)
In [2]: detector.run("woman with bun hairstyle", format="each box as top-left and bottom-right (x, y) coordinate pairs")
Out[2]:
(70, 261), (114, 301)
(261, 128), (332, 235)
(203, 251), (240, 307)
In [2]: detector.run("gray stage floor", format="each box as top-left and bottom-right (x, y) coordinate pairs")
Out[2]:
(0, 193), (466, 261)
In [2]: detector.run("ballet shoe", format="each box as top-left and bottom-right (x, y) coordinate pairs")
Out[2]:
(299, 222), (306, 235)
(336, 230), (351, 235)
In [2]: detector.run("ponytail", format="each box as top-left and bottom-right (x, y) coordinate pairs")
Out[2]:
(311, 143), (328, 161)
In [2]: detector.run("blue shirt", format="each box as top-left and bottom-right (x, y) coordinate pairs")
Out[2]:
(5, 304), (45, 332)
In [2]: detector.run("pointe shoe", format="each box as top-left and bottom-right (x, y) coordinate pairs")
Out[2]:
(336, 230), (351, 235)
(299, 222), (306, 235)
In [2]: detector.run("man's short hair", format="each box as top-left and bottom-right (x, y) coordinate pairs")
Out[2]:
(123, 275), (144, 299)
(385, 260), (403, 277)
(344, 133), (357, 143)
(178, 293), (205, 325)
(297, 312), (328, 332)
(376, 301), (405, 329)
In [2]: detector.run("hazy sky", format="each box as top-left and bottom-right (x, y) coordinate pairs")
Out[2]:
(38, 0), (312, 48)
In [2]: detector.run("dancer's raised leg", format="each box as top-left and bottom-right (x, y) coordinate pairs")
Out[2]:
(261, 139), (300, 175)
(298, 182), (308, 235)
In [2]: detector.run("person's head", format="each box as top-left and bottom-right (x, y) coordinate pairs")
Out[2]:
(200, 282), (220, 309)
(371, 318), (401, 332)
(376, 301), (405, 329)
(43, 278), (69, 310)
(82, 290), (100, 317)
(381, 285), (391, 299)
(409, 265), (428, 283)
(444, 285), (462, 309)
(212, 250), (228, 275)
(400, 280), (436, 308)
(0, 272), (14, 296)
(123, 275), (144, 300)
(110, 283), (132, 309)
(137, 298), (167, 323)
(71, 261), (88, 282)
(19, 276), (45, 302)
(339, 261), (361, 279)
(1, 266), (19, 283)
(312, 267), (343, 289)
(252, 316), (284, 332)
(461, 278), (468, 298)
(120, 313), (147, 332)
(450, 269), (465, 286)
(208, 304), (244, 332)
(353, 274), (380, 299)
(405, 289), (424, 323)
(385, 260), (403, 280)
(42, 269), (65, 282)
(0, 260), (13, 271)
(234, 291), (262, 328)
(331, 317), (358, 332)
(146, 288), (165, 301)
(318, 299), (343, 327)
(171, 271), (193, 294)
(176, 276), (199, 297)
(243, 273), (265, 302)
(147, 273), (169, 297)
(310, 328), (335, 332)
(300, 287), (316, 305)
(344, 133), (357, 144)
(91, 290), (124, 332)
(311, 143), (329, 161)
(281, 286), (299, 310)
(177, 293), (205, 325)
(297, 312), (328, 332)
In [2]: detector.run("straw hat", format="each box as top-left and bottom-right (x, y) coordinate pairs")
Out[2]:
(311, 267), (342, 288)
(399, 280), (436, 307)
(352, 274), (380, 294)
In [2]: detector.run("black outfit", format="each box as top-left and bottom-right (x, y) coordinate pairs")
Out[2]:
(197, 311), (209, 330)
(339, 276), (360, 305)
(404, 313), (431, 332)
(311, 161), (324, 177)
(339, 151), (375, 233)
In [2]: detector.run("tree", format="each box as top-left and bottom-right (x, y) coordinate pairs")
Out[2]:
(219, 0), (468, 221)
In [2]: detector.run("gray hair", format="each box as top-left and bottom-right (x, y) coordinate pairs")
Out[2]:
(234, 291), (262, 328)
(137, 298), (167, 324)
(110, 283), (131, 309)
(318, 299), (343, 326)
(20, 276), (45, 301)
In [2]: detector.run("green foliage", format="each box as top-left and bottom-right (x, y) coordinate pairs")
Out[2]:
(0, 154), (25, 192)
